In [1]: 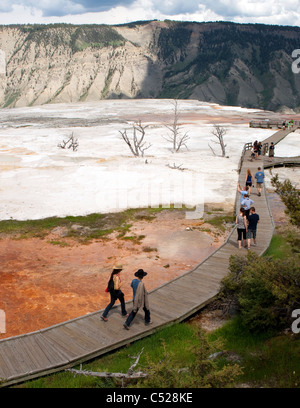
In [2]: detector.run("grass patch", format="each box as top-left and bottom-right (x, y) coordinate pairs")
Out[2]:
(206, 215), (235, 233)
(142, 246), (158, 252)
(0, 208), (176, 242)
(264, 226), (300, 259)
(48, 240), (70, 247)
(209, 316), (300, 388)
(19, 324), (199, 388)
(263, 233), (291, 259)
(208, 316), (273, 354)
(17, 315), (300, 389)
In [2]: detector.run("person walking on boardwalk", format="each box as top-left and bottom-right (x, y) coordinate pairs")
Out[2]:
(241, 194), (254, 218)
(255, 167), (265, 197)
(244, 169), (253, 196)
(236, 207), (248, 249)
(257, 142), (262, 158)
(247, 207), (260, 249)
(250, 146), (256, 161)
(237, 182), (249, 203)
(123, 269), (151, 330)
(101, 265), (128, 322)
(268, 142), (275, 162)
(253, 140), (258, 158)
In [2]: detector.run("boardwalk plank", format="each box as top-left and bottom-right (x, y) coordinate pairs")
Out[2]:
(0, 350), (13, 379)
(42, 328), (87, 360)
(73, 317), (129, 346)
(23, 333), (62, 369)
(58, 324), (100, 352)
(12, 337), (49, 373)
(0, 342), (29, 377)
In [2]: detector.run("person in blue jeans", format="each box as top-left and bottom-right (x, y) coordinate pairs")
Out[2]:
(247, 207), (260, 249)
(123, 269), (151, 330)
(101, 265), (128, 322)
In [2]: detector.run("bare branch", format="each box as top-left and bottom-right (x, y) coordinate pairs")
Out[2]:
(120, 129), (137, 156)
(120, 120), (151, 157)
(208, 143), (217, 156)
(66, 368), (147, 379)
(166, 163), (186, 171)
(209, 125), (227, 157)
(163, 100), (190, 152)
(57, 132), (79, 151)
(128, 347), (144, 375)
(66, 348), (147, 381)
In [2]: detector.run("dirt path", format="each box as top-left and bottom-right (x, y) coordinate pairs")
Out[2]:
(0, 210), (228, 339)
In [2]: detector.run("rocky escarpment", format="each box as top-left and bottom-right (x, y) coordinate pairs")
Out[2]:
(0, 20), (300, 111)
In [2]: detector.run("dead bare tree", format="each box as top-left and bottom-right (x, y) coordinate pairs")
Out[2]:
(57, 132), (79, 151)
(163, 100), (189, 153)
(120, 120), (151, 157)
(166, 163), (187, 171)
(66, 348), (146, 387)
(208, 125), (227, 157)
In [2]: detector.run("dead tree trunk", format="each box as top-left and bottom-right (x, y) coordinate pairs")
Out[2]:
(120, 121), (151, 157)
(66, 348), (146, 387)
(208, 125), (227, 157)
(163, 100), (189, 153)
(57, 132), (79, 151)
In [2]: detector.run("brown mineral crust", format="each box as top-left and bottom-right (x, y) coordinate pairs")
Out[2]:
(0, 210), (225, 339)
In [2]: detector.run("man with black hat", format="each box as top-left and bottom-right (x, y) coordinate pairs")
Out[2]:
(123, 269), (151, 330)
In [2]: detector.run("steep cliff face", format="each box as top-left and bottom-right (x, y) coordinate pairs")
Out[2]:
(0, 21), (300, 111)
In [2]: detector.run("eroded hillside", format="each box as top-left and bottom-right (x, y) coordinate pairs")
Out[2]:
(0, 20), (300, 110)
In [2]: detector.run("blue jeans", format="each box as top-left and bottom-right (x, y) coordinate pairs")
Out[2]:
(125, 306), (150, 327)
(102, 290), (127, 317)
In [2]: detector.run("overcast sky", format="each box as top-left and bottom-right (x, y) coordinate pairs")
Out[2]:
(0, 0), (299, 26)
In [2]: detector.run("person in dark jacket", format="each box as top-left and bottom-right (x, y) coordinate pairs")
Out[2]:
(101, 265), (128, 322)
(268, 142), (275, 162)
(247, 207), (260, 249)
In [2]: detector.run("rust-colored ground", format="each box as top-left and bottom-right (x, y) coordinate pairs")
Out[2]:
(0, 210), (226, 339)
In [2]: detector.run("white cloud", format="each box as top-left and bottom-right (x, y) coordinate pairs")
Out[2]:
(0, 0), (299, 25)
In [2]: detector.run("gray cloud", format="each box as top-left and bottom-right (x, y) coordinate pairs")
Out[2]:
(0, 5), (14, 13)
(68, 0), (133, 13)
(2, 1), (133, 17)
(34, 0), (130, 16)
(150, 0), (201, 15)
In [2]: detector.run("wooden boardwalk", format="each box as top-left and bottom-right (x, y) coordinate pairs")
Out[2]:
(0, 126), (297, 387)
(263, 156), (300, 169)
